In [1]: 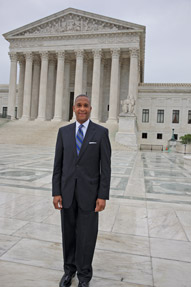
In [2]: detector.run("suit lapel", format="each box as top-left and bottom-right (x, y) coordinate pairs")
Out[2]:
(76, 121), (96, 163)
(70, 123), (77, 160)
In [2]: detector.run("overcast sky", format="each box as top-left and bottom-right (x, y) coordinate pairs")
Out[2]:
(0, 0), (191, 84)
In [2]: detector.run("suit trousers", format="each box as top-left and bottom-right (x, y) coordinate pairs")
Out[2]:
(60, 182), (98, 283)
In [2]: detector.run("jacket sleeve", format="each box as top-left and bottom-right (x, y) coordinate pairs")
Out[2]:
(98, 128), (111, 200)
(52, 128), (63, 196)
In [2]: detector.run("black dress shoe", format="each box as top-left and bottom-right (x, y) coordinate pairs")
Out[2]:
(78, 282), (90, 287)
(59, 273), (75, 287)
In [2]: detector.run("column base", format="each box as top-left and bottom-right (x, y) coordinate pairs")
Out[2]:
(20, 116), (30, 121)
(35, 117), (46, 121)
(51, 117), (62, 122)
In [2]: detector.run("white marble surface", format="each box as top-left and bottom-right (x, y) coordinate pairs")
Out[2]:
(1, 145), (191, 286)
(152, 258), (191, 287)
(112, 205), (148, 236)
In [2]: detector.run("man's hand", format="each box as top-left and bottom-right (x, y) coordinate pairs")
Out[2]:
(95, 198), (106, 212)
(53, 195), (62, 210)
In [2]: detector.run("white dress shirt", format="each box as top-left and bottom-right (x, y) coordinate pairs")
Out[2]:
(75, 119), (90, 138)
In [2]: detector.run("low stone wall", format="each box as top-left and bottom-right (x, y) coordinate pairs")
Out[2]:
(176, 142), (191, 154)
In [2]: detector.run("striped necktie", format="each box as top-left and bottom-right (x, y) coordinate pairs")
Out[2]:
(76, 124), (84, 156)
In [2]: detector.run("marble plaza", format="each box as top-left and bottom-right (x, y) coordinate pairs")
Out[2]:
(0, 144), (191, 286)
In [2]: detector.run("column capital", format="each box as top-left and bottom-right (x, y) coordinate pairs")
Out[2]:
(111, 48), (120, 58)
(56, 51), (65, 60)
(25, 52), (33, 62)
(8, 52), (17, 62)
(75, 49), (84, 58)
(40, 51), (49, 60)
(129, 48), (139, 58)
(92, 49), (102, 59)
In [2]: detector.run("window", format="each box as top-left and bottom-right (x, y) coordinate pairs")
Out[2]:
(157, 110), (164, 123)
(2, 107), (7, 118)
(157, 133), (163, 139)
(188, 110), (191, 124)
(142, 133), (147, 139)
(174, 134), (178, 140)
(172, 110), (179, 123)
(142, 109), (149, 123)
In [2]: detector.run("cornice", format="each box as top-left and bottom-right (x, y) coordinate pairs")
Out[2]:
(139, 83), (191, 87)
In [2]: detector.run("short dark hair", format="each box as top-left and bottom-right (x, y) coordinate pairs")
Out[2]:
(74, 94), (90, 104)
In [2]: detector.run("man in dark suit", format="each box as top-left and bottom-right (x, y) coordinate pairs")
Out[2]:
(52, 94), (111, 287)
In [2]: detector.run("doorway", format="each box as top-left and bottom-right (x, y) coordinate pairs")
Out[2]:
(69, 92), (74, 120)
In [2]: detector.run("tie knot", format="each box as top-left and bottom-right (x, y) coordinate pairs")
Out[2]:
(79, 124), (83, 130)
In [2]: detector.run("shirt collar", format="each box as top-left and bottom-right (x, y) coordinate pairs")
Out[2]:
(76, 119), (90, 130)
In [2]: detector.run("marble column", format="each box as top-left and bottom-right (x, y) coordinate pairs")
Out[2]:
(21, 52), (33, 120)
(17, 56), (25, 119)
(36, 51), (49, 121)
(30, 55), (41, 120)
(91, 49), (102, 122)
(128, 48), (139, 102)
(74, 49), (84, 98)
(46, 54), (56, 120)
(107, 48), (120, 123)
(82, 56), (88, 94)
(7, 52), (17, 119)
(99, 58), (105, 121)
(62, 59), (71, 121)
(52, 51), (65, 121)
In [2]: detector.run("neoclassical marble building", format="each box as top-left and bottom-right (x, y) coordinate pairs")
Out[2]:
(1, 8), (191, 149)
(3, 8), (144, 123)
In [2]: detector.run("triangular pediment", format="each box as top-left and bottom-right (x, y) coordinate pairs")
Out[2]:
(4, 8), (145, 39)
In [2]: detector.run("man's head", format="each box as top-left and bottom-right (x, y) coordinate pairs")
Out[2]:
(73, 94), (92, 124)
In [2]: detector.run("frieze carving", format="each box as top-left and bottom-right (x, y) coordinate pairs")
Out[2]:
(14, 14), (131, 37)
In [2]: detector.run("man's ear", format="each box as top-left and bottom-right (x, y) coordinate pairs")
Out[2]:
(73, 105), (75, 112)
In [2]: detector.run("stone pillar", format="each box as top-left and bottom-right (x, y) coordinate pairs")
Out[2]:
(21, 52), (33, 120)
(46, 54), (56, 120)
(107, 48), (120, 123)
(82, 56), (88, 94)
(74, 49), (84, 98)
(91, 49), (102, 122)
(30, 55), (41, 120)
(7, 52), (17, 119)
(36, 51), (49, 121)
(128, 48), (139, 103)
(62, 59), (71, 121)
(52, 51), (65, 121)
(17, 56), (25, 119)
(99, 58), (105, 121)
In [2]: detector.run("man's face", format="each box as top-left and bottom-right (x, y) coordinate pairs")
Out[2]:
(73, 97), (92, 124)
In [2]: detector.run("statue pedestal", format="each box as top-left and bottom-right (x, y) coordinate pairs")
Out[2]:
(115, 113), (138, 150)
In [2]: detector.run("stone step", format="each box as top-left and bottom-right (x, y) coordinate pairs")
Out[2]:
(0, 119), (132, 151)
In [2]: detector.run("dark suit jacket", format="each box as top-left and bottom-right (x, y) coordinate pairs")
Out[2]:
(52, 120), (111, 211)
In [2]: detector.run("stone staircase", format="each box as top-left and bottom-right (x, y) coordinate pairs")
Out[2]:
(0, 119), (134, 151)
